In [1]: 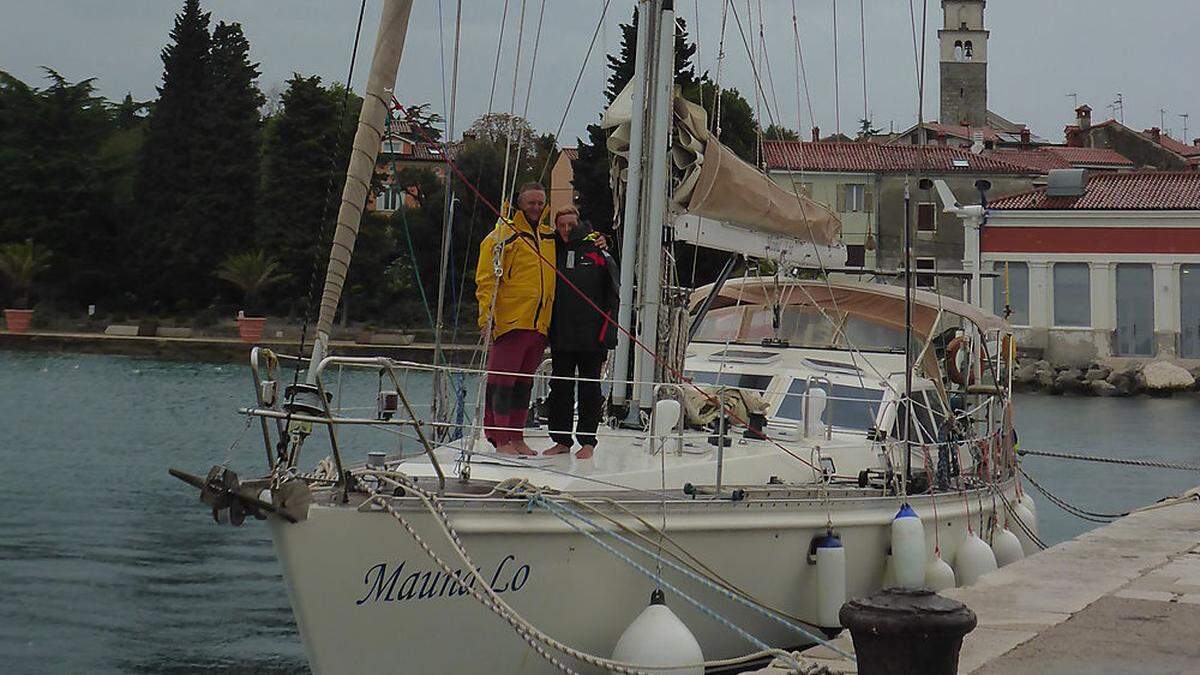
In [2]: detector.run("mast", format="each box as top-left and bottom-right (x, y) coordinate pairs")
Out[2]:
(611, 1), (653, 411)
(431, 0), (464, 436)
(633, 0), (677, 413)
(308, 0), (415, 380)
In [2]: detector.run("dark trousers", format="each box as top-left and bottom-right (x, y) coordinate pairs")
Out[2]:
(547, 349), (607, 447)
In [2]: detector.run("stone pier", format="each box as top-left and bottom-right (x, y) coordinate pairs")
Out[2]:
(757, 495), (1200, 673)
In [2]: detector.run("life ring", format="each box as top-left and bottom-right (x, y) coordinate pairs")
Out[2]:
(944, 336), (974, 386)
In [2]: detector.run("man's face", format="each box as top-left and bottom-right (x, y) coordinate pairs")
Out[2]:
(555, 214), (579, 242)
(517, 189), (546, 225)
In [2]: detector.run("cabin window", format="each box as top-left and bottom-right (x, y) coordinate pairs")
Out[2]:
(776, 379), (885, 431)
(779, 306), (840, 346)
(892, 392), (942, 443)
(841, 315), (909, 352)
(1053, 263), (1091, 327)
(691, 306), (744, 342)
(992, 261), (1030, 326)
(686, 370), (773, 392)
(915, 258), (937, 289)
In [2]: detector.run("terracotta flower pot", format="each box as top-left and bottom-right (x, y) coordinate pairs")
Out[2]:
(4, 308), (34, 333)
(236, 316), (266, 343)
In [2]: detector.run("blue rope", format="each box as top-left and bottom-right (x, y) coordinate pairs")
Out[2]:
(534, 494), (856, 664)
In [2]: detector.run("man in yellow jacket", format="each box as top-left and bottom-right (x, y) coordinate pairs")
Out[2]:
(475, 182), (557, 456)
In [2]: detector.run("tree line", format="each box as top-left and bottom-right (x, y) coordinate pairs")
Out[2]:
(0, 0), (796, 329)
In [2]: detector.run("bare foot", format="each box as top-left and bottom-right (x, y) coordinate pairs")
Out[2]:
(512, 440), (538, 456)
(575, 445), (595, 460)
(543, 443), (571, 456)
(496, 442), (522, 456)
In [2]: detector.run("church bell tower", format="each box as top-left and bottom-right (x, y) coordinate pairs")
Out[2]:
(938, 0), (989, 127)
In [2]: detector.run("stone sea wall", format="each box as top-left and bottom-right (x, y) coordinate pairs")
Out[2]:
(1013, 359), (1200, 397)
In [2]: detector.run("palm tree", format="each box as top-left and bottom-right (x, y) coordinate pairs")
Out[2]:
(215, 250), (290, 315)
(0, 240), (52, 309)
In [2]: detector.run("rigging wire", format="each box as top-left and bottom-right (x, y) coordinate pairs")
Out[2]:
(280, 0), (368, 467)
(859, 0), (868, 131)
(535, 0), (614, 185)
(831, 0), (840, 135)
(790, 0), (816, 132)
(486, 0), (512, 115)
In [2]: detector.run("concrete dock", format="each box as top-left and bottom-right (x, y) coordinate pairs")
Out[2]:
(766, 496), (1200, 674)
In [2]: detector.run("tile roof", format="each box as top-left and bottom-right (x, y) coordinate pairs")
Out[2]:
(1043, 146), (1135, 167)
(762, 141), (1037, 174)
(988, 172), (1200, 211)
(991, 149), (1073, 172)
(1153, 133), (1200, 159)
(561, 147), (579, 161)
(993, 146), (1134, 172)
(380, 137), (453, 162)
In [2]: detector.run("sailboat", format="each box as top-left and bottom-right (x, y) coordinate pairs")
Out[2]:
(172, 1), (1037, 673)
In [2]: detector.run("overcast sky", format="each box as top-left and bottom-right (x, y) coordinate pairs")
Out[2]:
(4, 1), (1199, 146)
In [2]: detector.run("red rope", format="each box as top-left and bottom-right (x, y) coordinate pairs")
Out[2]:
(391, 100), (818, 470)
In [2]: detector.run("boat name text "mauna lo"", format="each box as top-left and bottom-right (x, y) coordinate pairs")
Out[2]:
(356, 555), (531, 604)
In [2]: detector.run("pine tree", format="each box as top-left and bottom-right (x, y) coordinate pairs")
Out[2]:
(256, 74), (343, 306)
(205, 22), (264, 278)
(132, 0), (213, 309)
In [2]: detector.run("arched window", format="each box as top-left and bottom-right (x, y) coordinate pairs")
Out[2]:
(964, 40), (974, 60)
(954, 40), (964, 61)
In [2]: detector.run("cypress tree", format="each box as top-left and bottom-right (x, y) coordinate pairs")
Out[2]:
(206, 21), (264, 276)
(132, 0), (212, 309)
(256, 74), (343, 306)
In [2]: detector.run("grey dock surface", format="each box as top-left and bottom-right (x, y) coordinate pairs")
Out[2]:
(786, 498), (1200, 673)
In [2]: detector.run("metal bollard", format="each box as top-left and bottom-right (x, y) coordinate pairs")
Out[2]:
(839, 587), (977, 675)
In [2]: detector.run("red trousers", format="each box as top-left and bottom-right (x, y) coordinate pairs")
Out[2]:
(484, 329), (547, 446)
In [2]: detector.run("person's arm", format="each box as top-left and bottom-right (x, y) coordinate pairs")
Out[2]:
(475, 232), (498, 333)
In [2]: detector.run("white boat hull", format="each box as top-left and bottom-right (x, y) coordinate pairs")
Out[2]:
(270, 484), (1017, 674)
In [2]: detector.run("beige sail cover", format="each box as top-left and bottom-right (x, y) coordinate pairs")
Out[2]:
(603, 83), (841, 247)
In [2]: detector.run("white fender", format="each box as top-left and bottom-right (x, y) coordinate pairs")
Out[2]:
(891, 503), (926, 588)
(612, 591), (703, 675)
(925, 553), (956, 591)
(954, 533), (998, 586)
(814, 533), (846, 629)
(991, 527), (1025, 567)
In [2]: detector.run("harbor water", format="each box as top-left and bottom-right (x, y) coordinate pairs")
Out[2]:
(2, 351), (1198, 673)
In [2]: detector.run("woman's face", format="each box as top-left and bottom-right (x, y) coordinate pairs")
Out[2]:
(555, 214), (579, 241)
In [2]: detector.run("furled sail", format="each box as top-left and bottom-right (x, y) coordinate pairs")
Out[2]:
(315, 0), (414, 341)
(602, 83), (841, 247)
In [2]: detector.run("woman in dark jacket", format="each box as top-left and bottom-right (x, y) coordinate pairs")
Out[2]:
(543, 206), (619, 459)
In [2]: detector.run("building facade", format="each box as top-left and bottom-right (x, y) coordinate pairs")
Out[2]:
(981, 172), (1200, 363)
(763, 141), (1039, 297)
(549, 147), (579, 217)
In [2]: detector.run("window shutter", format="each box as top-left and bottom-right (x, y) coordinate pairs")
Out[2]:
(864, 187), (875, 212)
(836, 185), (847, 212)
